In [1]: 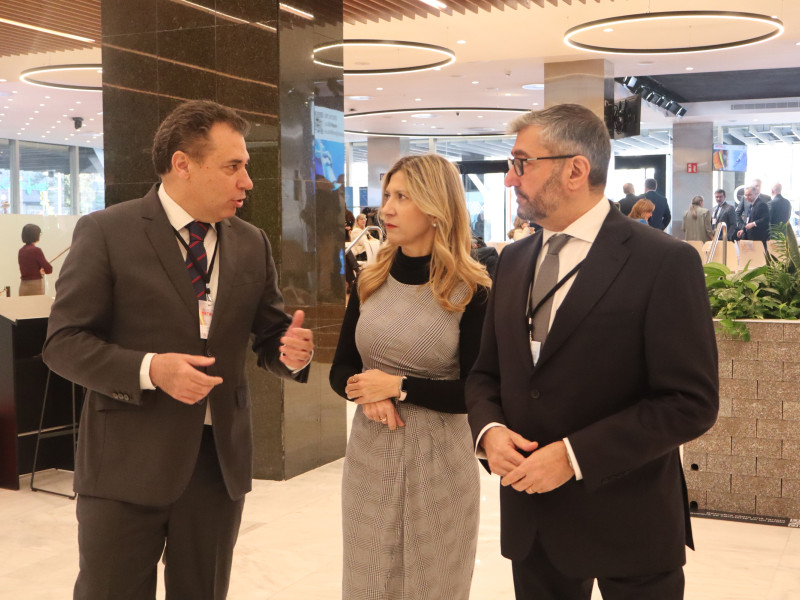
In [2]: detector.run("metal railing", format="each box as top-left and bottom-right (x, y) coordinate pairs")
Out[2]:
(347, 225), (385, 249)
(706, 222), (728, 265)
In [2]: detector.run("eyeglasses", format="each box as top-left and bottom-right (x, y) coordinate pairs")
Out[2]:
(507, 155), (576, 177)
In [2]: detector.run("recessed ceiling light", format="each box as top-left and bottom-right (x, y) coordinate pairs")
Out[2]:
(11, 91), (17, 94)
(685, 66), (694, 70)
(401, 119), (407, 122)
(76, 101), (82, 104)
(415, 98), (422, 101)
(0, 79), (6, 83)
(522, 83), (544, 91)
(505, 93), (511, 96)
(477, 115), (483, 119)
(457, 40), (467, 44)
(472, 81), (479, 84)
(603, 28), (614, 32)
(39, 103), (44, 106)
(376, 87), (383, 91)
(412, 113), (435, 118)
(346, 95), (371, 101)
(532, 102), (540, 106)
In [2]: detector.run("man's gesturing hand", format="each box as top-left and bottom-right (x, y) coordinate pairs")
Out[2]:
(280, 310), (314, 370)
(150, 353), (223, 404)
(481, 426), (538, 478)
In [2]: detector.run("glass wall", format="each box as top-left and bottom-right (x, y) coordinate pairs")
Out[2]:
(0, 137), (103, 216)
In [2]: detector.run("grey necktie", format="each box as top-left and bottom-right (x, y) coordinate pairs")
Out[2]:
(530, 233), (571, 345)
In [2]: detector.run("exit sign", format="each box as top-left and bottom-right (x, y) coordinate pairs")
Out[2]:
(686, 163), (698, 173)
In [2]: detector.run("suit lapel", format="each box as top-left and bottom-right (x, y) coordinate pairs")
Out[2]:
(536, 209), (632, 368)
(207, 218), (238, 341)
(141, 188), (198, 319)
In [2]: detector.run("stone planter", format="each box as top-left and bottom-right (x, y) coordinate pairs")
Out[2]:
(684, 320), (800, 520)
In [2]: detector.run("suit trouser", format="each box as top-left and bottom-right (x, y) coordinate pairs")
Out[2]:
(74, 426), (245, 600)
(512, 535), (685, 600)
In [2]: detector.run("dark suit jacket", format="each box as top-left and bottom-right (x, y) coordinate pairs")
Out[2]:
(466, 206), (718, 578)
(43, 186), (306, 506)
(711, 201), (737, 241)
(643, 189), (671, 230)
(769, 194), (792, 231)
(617, 193), (637, 216)
(743, 197), (771, 241)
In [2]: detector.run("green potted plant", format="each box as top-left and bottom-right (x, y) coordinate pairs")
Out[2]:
(704, 222), (800, 340)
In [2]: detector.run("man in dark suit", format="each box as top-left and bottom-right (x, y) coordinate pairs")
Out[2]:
(43, 101), (314, 599)
(466, 104), (718, 600)
(617, 182), (637, 216)
(769, 182), (792, 236)
(711, 188), (737, 241)
(642, 178), (671, 230)
(737, 186), (771, 243)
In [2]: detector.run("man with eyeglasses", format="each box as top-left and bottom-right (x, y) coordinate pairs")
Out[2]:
(466, 103), (719, 600)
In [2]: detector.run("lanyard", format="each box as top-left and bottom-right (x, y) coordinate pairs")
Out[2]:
(526, 260), (584, 341)
(173, 224), (220, 298)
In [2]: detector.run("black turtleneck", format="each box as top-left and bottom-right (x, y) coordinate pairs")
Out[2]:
(329, 249), (488, 414)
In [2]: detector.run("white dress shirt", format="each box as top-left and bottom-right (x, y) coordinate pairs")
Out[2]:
(477, 197), (612, 480)
(139, 185), (220, 424)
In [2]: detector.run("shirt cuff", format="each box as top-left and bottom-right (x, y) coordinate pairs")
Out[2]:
(140, 353), (156, 390)
(291, 350), (313, 374)
(475, 422), (506, 458)
(562, 437), (583, 481)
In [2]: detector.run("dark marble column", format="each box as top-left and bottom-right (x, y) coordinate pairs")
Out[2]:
(100, 0), (346, 480)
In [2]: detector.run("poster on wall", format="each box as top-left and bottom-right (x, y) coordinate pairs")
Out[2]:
(313, 105), (345, 186)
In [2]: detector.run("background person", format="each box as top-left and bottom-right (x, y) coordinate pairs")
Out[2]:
(711, 189), (737, 241)
(617, 182), (637, 216)
(737, 185), (770, 243)
(467, 104), (718, 600)
(18, 223), (53, 296)
(330, 154), (491, 600)
(682, 195), (713, 242)
(642, 178), (671, 230)
(43, 100), (314, 600)
(628, 198), (655, 225)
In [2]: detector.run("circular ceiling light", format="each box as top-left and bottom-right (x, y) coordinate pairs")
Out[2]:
(20, 64), (102, 92)
(312, 40), (455, 75)
(345, 107), (528, 137)
(564, 11), (784, 55)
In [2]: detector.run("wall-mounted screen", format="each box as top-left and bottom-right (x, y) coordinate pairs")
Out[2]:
(712, 144), (747, 172)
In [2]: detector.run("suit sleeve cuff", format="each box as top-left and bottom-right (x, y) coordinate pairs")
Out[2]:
(563, 437), (583, 481)
(140, 353), (156, 390)
(291, 350), (314, 375)
(475, 422), (506, 458)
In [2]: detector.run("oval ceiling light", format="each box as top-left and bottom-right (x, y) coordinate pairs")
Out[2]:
(345, 107), (529, 137)
(564, 11), (784, 55)
(20, 64), (103, 92)
(312, 40), (455, 75)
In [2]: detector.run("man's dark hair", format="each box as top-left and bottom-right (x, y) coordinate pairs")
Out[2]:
(21, 223), (41, 245)
(152, 100), (250, 176)
(715, 189), (726, 197)
(644, 178), (657, 191)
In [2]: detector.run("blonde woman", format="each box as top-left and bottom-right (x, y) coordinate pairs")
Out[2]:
(330, 154), (491, 599)
(682, 195), (713, 241)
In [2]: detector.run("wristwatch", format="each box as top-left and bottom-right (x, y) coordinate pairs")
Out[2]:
(398, 375), (408, 402)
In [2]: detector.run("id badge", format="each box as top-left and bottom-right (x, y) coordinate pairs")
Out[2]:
(199, 298), (214, 339)
(530, 339), (541, 365)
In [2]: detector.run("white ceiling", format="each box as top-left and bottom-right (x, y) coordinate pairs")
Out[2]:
(341, 0), (800, 140)
(1, 1), (800, 151)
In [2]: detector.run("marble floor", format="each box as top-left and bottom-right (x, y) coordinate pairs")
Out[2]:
(1, 464), (799, 600)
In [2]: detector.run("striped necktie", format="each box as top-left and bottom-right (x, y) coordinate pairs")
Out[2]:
(185, 221), (209, 300)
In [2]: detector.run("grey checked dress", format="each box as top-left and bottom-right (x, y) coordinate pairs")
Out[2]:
(336, 254), (483, 600)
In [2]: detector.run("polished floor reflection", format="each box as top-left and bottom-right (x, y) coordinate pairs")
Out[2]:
(1, 453), (799, 599)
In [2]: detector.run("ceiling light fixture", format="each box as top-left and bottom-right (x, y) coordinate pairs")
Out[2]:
(564, 11), (784, 55)
(0, 17), (95, 43)
(345, 107), (528, 137)
(419, 0), (447, 9)
(20, 64), (103, 92)
(279, 3), (314, 20)
(312, 40), (456, 75)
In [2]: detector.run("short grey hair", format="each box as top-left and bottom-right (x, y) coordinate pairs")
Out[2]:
(508, 103), (611, 188)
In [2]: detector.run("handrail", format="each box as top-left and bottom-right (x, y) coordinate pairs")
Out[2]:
(707, 222), (728, 265)
(347, 225), (384, 251)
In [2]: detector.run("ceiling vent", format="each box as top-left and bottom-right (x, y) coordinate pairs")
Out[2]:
(731, 101), (800, 111)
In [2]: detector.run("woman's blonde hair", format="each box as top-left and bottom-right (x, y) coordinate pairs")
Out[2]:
(690, 195), (703, 219)
(357, 154), (491, 311)
(629, 198), (655, 220)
